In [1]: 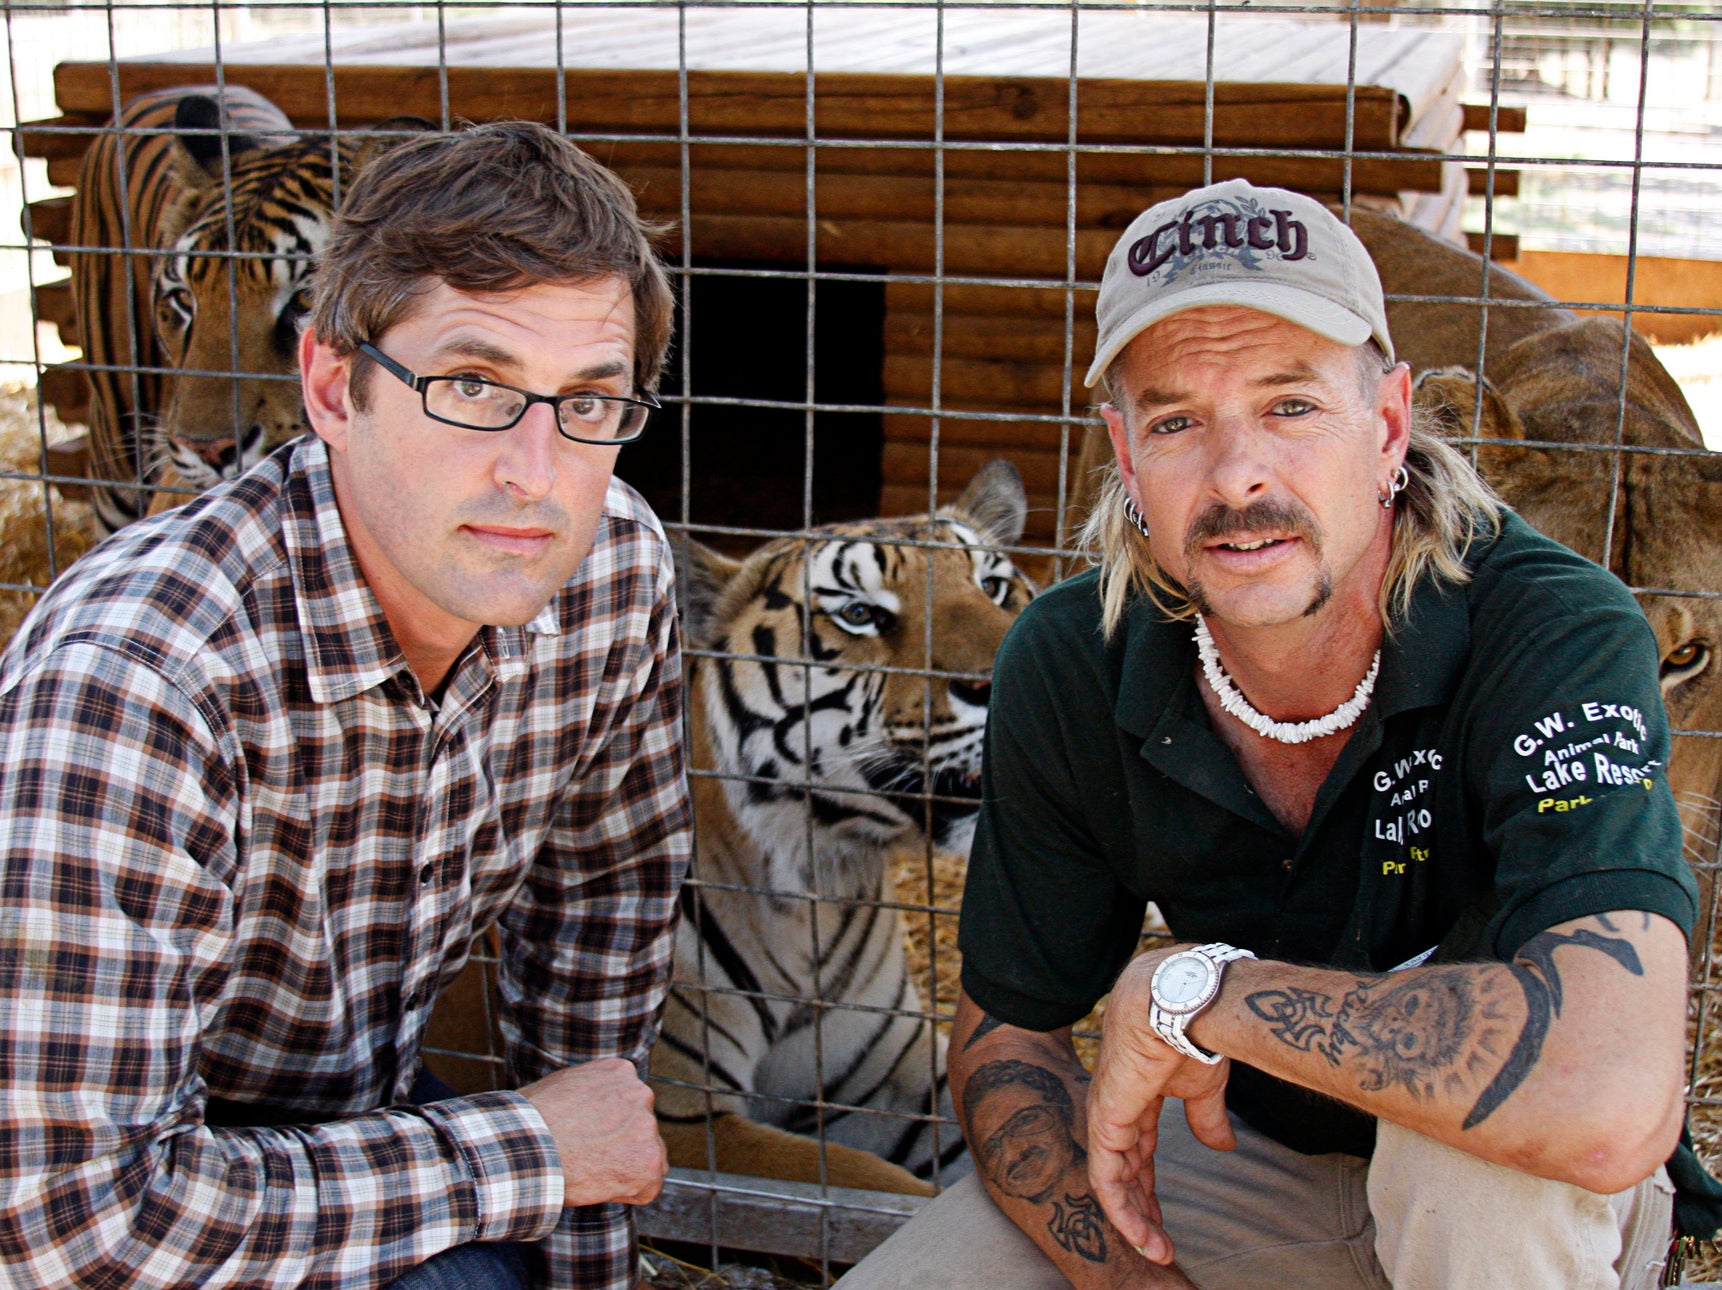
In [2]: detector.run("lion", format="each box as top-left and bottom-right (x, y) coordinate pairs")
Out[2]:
(1349, 211), (1718, 888)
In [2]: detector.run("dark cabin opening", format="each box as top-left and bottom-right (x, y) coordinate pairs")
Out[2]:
(615, 261), (886, 548)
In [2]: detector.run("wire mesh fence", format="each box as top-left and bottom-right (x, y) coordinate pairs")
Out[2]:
(2, 0), (1720, 1282)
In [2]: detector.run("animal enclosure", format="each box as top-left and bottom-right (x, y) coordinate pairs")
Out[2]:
(3, 0), (1721, 1280)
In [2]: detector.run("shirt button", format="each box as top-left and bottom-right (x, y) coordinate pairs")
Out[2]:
(1281, 858), (1293, 871)
(418, 863), (436, 886)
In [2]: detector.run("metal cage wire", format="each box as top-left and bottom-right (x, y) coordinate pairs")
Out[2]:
(1, 0), (1720, 1281)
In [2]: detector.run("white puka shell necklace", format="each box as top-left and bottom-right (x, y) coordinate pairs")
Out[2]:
(1194, 617), (1380, 745)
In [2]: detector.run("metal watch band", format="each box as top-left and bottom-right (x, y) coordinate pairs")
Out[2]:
(1148, 942), (1256, 1065)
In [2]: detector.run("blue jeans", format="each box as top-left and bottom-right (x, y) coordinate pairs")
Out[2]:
(381, 1070), (537, 1290)
(384, 1239), (534, 1289)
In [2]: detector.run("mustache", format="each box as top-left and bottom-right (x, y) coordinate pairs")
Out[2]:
(1184, 498), (1323, 559)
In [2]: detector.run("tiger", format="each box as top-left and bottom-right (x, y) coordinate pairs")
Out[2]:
(648, 459), (1036, 1195)
(69, 85), (425, 533)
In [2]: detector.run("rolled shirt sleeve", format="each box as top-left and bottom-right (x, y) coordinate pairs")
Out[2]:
(1465, 600), (1694, 957)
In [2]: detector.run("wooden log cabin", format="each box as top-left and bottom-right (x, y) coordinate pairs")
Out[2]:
(18, 5), (1522, 553)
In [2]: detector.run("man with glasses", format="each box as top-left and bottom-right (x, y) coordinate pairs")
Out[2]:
(0, 122), (688, 1290)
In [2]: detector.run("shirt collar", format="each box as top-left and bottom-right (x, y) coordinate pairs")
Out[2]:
(286, 439), (412, 705)
(283, 440), (564, 706)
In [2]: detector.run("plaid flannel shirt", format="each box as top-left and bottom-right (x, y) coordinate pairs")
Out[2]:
(0, 438), (691, 1288)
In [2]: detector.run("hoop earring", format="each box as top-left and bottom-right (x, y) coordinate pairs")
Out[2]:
(1123, 495), (1151, 537)
(1379, 465), (1409, 509)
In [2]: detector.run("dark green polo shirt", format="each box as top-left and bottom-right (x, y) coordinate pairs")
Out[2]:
(959, 511), (1695, 1159)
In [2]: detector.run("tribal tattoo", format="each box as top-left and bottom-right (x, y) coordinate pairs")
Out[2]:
(1462, 926), (1642, 1129)
(1047, 1192), (1109, 1263)
(1243, 919), (1643, 1127)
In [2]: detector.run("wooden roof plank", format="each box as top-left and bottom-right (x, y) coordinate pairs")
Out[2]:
(51, 8), (1463, 149)
(615, 153), (1447, 227)
(52, 62), (1408, 149)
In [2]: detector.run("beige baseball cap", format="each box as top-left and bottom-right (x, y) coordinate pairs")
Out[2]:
(1085, 178), (1394, 388)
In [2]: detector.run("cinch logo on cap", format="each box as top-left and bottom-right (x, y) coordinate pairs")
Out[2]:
(1127, 194), (1311, 281)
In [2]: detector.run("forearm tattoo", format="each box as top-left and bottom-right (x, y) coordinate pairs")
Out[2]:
(965, 1058), (1109, 1264)
(963, 1012), (1007, 1051)
(1047, 1192), (1108, 1262)
(1463, 926), (1642, 1128)
(1243, 919), (1643, 1128)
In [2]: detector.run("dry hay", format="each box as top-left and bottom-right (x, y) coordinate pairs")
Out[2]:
(1681, 905), (1722, 1279)
(1688, 779), (1722, 1277)
(888, 844), (967, 1037)
(0, 383), (94, 647)
(888, 846), (1169, 1070)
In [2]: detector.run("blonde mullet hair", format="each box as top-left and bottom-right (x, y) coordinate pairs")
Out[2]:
(1079, 408), (1505, 640)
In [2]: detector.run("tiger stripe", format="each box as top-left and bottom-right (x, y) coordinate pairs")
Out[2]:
(650, 462), (1034, 1188)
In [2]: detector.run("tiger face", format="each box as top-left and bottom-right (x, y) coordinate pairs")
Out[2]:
(683, 460), (1035, 899)
(150, 140), (326, 488)
(149, 112), (428, 493)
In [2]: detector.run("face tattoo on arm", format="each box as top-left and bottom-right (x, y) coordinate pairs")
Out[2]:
(965, 1059), (1108, 1263)
(1242, 915), (1645, 1126)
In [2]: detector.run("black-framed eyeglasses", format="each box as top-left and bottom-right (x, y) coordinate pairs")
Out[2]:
(357, 342), (657, 444)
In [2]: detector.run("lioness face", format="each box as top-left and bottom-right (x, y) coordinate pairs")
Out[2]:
(1413, 320), (1722, 881)
(1630, 505), (1722, 874)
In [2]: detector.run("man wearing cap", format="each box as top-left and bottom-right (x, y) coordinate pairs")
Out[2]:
(834, 179), (1694, 1290)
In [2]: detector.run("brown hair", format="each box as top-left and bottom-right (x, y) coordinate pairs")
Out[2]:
(309, 120), (673, 407)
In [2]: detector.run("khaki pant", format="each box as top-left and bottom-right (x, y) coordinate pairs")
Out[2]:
(835, 1100), (1673, 1290)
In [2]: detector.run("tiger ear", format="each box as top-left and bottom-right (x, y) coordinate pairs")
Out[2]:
(675, 538), (744, 648)
(169, 94), (278, 185)
(346, 117), (438, 179)
(951, 458), (1027, 548)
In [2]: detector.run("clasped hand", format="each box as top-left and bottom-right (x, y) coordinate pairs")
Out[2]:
(1085, 951), (1238, 1266)
(521, 1057), (668, 1207)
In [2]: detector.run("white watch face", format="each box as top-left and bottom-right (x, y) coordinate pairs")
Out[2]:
(1156, 955), (1217, 1011)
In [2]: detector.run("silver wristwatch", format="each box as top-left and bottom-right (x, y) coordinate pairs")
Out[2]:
(1148, 942), (1256, 1065)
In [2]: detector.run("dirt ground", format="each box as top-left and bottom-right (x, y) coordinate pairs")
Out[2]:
(641, 1247), (823, 1290)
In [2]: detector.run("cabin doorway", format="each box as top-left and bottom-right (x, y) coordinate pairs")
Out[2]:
(616, 261), (886, 546)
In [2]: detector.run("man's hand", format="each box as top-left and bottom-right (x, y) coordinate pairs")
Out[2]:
(520, 1058), (668, 1207)
(1086, 952), (1236, 1265)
